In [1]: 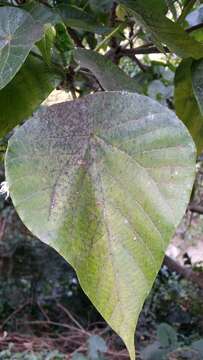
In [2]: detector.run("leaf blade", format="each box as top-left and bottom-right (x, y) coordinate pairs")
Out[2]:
(0, 54), (61, 139)
(56, 4), (110, 34)
(74, 48), (141, 93)
(0, 6), (44, 89)
(5, 92), (196, 360)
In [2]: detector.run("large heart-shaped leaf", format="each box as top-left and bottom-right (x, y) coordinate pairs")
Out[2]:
(118, 0), (203, 59)
(0, 54), (61, 139)
(74, 49), (141, 93)
(5, 92), (196, 360)
(0, 7), (43, 90)
(174, 58), (203, 154)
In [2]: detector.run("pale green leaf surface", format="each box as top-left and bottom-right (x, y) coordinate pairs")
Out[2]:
(175, 58), (203, 154)
(0, 7), (44, 89)
(118, 0), (203, 59)
(74, 48), (141, 93)
(0, 54), (60, 139)
(5, 92), (196, 360)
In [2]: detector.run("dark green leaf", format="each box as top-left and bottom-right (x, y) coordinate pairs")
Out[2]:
(175, 58), (203, 154)
(118, 0), (203, 59)
(74, 48), (141, 93)
(0, 6), (44, 89)
(89, 0), (113, 13)
(56, 4), (110, 34)
(5, 92), (196, 360)
(55, 23), (74, 52)
(23, 2), (61, 26)
(192, 58), (203, 116)
(0, 54), (60, 139)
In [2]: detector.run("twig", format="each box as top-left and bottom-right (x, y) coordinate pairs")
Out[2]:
(68, 29), (84, 48)
(57, 303), (87, 333)
(0, 218), (6, 240)
(186, 22), (203, 33)
(107, 22), (203, 61)
(19, 320), (88, 334)
(188, 203), (203, 214)
(1, 301), (30, 329)
(95, 24), (122, 52)
(37, 302), (50, 322)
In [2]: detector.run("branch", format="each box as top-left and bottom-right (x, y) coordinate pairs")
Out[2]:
(186, 22), (203, 33)
(188, 203), (203, 214)
(164, 255), (203, 289)
(68, 28), (84, 48)
(111, 22), (203, 59)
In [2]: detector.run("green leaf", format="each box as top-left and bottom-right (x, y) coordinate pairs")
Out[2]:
(0, 54), (60, 139)
(174, 58), (203, 154)
(88, 0), (113, 13)
(5, 92), (196, 360)
(88, 335), (107, 360)
(74, 48), (141, 93)
(56, 4), (110, 34)
(0, 6), (44, 90)
(117, 0), (203, 59)
(157, 323), (177, 350)
(191, 339), (203, 353)
(37, 25), (56, 66)
(142, 343), (166, 360)
(55, 23), (74, 52)
(23, 2), (61, 25)
(192, 58), (203, 116)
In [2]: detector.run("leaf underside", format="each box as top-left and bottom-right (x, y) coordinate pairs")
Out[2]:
(5, 92), (196, 360)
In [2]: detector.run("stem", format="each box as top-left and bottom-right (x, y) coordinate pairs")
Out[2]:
(164, 255), (203, 289)
(95, 24), (122, 51)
